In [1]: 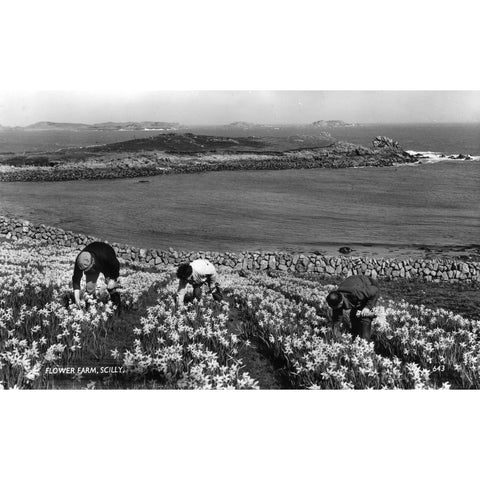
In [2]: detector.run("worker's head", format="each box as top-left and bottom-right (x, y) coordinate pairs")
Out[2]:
(176, 263), (193, 280)
(326, 291), (343, 309)
(77, 251), (94, 272)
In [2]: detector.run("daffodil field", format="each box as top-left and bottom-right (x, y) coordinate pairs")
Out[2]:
(0, 239), (258, 389)
(230, 273), (479, 389)
(1, 238), (479, 389)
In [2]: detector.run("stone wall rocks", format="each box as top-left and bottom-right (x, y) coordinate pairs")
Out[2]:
(1, 215), (478, 283)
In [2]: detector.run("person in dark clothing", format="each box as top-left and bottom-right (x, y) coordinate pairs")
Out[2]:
(72, 242), (121, 311)
(326, 275), (379, 341)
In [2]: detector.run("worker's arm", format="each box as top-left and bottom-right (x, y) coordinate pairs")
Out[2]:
(206, 272), (219, 290)
(208, 262), (219, 287)
(72, 264), (83, 307)
(103, 257), (120, 292)
(176, 279), (188, 305)
(73, 289), (82, 307)
(331, 308), (342, 324)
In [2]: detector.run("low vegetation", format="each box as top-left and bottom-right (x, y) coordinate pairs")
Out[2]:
(0, 133), (415, 181)
(1, 238), (478, 390)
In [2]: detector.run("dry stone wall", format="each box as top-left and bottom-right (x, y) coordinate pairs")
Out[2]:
(1, 216), (478, 283)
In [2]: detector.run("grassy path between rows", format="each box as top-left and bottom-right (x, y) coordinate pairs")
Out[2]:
(225, 299), (290, 389)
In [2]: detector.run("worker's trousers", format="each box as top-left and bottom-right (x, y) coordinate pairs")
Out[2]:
(192, 283), (204, 301)
(350, 309), (373, 341)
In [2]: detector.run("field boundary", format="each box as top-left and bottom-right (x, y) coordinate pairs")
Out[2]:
(1, 215), (478, 283)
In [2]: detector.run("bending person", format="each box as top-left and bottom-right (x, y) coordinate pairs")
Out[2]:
(72, 241), (121, 310)
(326, 274), (379, 341)
(176, 259), (222, 305)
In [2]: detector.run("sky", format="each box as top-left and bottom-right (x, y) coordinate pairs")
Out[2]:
(0, 91), (479, 127)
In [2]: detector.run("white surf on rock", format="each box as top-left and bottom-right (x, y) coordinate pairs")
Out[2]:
(406, 150), (480, 164)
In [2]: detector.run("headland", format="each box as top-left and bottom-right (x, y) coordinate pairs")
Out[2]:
(0, 133), (416, 182)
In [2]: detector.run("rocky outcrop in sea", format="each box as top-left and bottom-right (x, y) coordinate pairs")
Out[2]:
(0, 137), (416, 182)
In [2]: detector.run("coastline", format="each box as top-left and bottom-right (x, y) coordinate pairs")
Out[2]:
(306, 243), (480, 261)
(1, 158), (478, 262)
(1, 133), (477, 264)
(0, 136), (416, 182)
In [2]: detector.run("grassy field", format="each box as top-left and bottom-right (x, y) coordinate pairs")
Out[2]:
(1, 238), (479, 390)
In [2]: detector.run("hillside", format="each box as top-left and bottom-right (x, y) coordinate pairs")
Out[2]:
(88, 132), (335, 153)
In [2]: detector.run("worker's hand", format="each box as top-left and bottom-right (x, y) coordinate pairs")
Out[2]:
(360, 307), (372, 318)
(74, 301), (85, 312)
(212, 288), (223, 302)
(107, 279), (122, 291)
(174, 295), (185, 310)
(73, 289), (82, 309)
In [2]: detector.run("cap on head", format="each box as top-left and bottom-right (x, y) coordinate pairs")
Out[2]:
(326, 291), (343, 309)
(176, 263), (193, 280)
(77, 251), (94, 271)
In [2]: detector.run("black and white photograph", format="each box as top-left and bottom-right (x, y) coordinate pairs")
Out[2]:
(1, 90), (478, 390)
(1, 1), (479, 479)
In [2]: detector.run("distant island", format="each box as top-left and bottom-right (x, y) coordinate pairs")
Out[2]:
(0, 121), (181, 131)
(312, 120), (358, 128)
(90, 121), (181, 131)
(0, 120), (362, 131)
(227, 121), (265, 128)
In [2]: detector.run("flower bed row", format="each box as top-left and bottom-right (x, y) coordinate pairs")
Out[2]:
(229, 272), (479, 389)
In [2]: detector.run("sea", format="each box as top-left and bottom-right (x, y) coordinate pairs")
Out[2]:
(0, 123), (479, 257)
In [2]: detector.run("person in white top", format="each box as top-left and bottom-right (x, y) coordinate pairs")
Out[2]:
(176, 259), (223, 305)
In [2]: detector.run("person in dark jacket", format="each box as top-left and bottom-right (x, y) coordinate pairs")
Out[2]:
(326, 275), (379, 341)
(72, 242), (121, 310)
